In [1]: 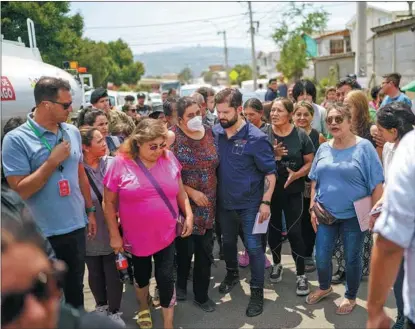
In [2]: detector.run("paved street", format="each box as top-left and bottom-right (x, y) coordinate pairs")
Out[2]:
(84, 242), (398, 328)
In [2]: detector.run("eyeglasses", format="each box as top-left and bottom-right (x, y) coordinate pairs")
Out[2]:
(1, 260), (66, 326)
(149, 142), (167, 151)
(326, 115), (344, 125)
(47, 100), (72, 110)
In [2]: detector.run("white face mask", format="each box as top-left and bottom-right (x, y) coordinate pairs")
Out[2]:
(187, 116), (204, 132)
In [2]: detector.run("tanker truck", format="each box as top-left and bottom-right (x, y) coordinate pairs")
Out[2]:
(1, 19), (84, 129)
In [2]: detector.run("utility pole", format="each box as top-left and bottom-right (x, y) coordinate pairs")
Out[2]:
(356, 2), (367, 77)
(248, 1), (258, 90)
(218, 31), (230, 86)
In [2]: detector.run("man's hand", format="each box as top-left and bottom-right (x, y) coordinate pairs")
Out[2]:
(189, 190), (209, 207)
(367, 309), (390, 329)
(87, 213), (97, 239)
(49, 141), (71, 166)
(258, 203), (270, 223)
(284, 168), (298, 189)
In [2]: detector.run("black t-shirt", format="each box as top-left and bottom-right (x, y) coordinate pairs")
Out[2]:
(305, 128), (320, 182)
(274, 126), (315, 194)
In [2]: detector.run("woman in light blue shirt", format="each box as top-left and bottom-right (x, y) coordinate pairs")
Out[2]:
(305, 103), (384, 315)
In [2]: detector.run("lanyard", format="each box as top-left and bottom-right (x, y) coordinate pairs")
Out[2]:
(27, 121), (65, 172)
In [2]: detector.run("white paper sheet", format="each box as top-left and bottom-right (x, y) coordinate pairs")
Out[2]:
(252, 212), (271, 234)
(353, 196), (372, 232)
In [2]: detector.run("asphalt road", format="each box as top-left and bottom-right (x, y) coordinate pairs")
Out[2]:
(84, 242), (398, 328)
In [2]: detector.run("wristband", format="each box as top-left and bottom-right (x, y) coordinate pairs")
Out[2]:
(86, 206), (96, 214)
(261, 200), (271, 206)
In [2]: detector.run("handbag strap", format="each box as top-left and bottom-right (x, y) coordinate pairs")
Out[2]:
(85, 169), (103, 206)
(134, 157), (178, 219)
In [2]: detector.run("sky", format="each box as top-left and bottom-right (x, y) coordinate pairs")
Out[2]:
(69, 1), (411, 55)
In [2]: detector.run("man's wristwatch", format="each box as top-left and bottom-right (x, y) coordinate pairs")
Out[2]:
(261, 200), (271, 206)
(86, 206), (96, 214)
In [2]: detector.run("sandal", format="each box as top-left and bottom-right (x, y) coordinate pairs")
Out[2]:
(305, 287), (333, 305)
(137, 309), (153, 329)
(336, 299), (356, 315)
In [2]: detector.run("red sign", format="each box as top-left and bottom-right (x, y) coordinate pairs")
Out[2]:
(1, 76), (16, 101)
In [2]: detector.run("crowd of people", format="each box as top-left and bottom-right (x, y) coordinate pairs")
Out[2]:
(1, 72), (414, 329)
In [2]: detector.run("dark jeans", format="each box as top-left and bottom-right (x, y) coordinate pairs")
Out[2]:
(268, 190), (305, 275)
(301, 197), (316, 258)
(219, 206), (265, 288)
(315, 217), (365, 300)
(48, 227), (86, 309)
(394, 260), (405, 317)
(239, 226), (267, 253)
(131, 242), (175, 308)
(176, 230), (214, 303)
(85, 253), (123, 313)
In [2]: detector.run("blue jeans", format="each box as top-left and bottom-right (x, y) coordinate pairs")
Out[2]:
(315, 217), (364, 300)
(219, 206), (265, 288)
(394, 260), (405, 317)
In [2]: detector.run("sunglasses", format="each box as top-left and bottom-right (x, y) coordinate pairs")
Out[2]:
(129, 109), (136, 113)
(1, 260), (66, 326)
(326, 115), (344, 125)
(149, 142), (167, 151)
(48, 100), (72, 110)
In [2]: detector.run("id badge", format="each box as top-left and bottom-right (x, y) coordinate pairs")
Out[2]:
(58, 179), (71, 197)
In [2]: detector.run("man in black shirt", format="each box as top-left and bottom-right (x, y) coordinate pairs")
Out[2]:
(136, 92), (151, 117)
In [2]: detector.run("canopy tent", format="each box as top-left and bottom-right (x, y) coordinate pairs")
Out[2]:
(401, 80), (415, 92)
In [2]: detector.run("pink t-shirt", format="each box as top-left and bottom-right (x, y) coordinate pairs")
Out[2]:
(103, 151), (182, 257)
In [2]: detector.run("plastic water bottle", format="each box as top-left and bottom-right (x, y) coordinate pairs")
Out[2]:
(115, 253), (129, 283)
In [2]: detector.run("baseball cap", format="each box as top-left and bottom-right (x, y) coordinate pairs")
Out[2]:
(149, 105), (164, 119)
(90, 88), (108, 104)
(137, 92), (146, 99)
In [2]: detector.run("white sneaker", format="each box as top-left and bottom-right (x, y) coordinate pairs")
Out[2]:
(95, 304), (108, 314)
(109, 312), (126, 327)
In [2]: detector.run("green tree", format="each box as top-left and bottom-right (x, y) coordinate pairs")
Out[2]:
(1, 1), (145, 87)
(272, 2), (329, 80)
(178, 67), (193, 84)
(230, 64), (252, 86)
(1, 1), (83, 66)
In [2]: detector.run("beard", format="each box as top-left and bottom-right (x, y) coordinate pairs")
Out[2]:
(219, 112), (239, 129)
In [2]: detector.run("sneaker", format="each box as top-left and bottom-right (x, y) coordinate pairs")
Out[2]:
(296, 275), (310, 296)
(194, 298), (216, 312)
(95, 304), (108, 314)
(264, 256), (271, 269)
(269, 264), (283, 283)
(246, 287), (264, 317)
(331, 270), (346, 284)
(218, 271), (240, 294)
(109, 312), (126, 327)
(392, 315), (405, 329)
(238, 250), (250, 267)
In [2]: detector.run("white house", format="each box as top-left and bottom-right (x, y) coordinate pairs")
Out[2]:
(256, 51), (281, 79)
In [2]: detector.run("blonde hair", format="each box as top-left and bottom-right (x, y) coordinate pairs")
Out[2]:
(346, 90), (372, 137)
(118, 118), (168, 159)
(294, 100), (314, 116)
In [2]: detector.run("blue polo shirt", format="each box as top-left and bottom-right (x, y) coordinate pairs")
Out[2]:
(381, 93), (412, 108)
(213, 122), (276, 210)
(2, 114), (87, 237)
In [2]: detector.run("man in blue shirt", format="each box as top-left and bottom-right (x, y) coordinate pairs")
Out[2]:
(2, 77), (97, 309)
(264, 78), (278, 102)
(380, 73), (412, 108)
(213, 88), (276, 317)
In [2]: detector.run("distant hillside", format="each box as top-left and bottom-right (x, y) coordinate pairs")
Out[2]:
(134, 46), (252, 77)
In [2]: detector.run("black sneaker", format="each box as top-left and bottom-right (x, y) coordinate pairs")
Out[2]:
(269, 264), (283, 283)
(246, 287), (263, 317)
(331, 270), (346, 284)
(296, 275), (310, 296)
(176, 286), (187, 301)
(218, 271), (239, 294)
(194, 298), (216, 312)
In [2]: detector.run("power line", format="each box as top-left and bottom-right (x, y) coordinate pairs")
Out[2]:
(129, 36), (250, 47)
(84, 11), (270, 30)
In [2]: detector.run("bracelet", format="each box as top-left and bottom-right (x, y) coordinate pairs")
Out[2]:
(261, 200), (271, 206)
(85, 206), (96, 214)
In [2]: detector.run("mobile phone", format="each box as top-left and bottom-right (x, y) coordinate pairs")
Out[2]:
(369, 206), (382, 216)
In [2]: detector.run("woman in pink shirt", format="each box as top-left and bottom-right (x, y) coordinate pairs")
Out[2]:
(103, 118), (193, 329)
